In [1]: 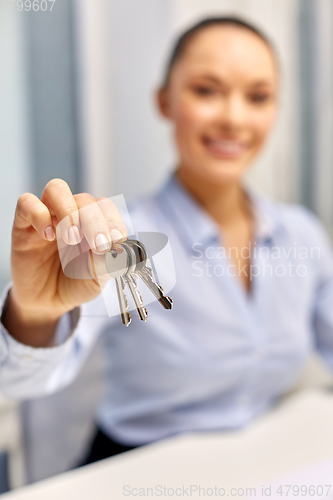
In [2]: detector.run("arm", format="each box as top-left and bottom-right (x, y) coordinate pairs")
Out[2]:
(304, 208), (333, 372)
(0, 179), (127, 398)
(0, 284), (110, 399)
(313, 262), (333, 371)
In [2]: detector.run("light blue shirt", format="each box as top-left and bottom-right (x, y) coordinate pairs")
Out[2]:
(1, 172), (333, 446)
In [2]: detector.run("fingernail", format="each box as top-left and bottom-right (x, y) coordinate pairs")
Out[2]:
(44, 225), (55, 241)
(68, 226), (80, 245)
(95, 233), (110, 252)
(110, 229), (124, 243)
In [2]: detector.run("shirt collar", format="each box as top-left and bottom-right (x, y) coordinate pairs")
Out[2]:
(156, 172), (280, 252)
(242, 182), (278, 243)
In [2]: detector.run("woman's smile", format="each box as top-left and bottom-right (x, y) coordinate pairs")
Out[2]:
(202, 135), (249, 160)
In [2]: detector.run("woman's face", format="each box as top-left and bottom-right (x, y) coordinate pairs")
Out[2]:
(158, 25), (279, 186)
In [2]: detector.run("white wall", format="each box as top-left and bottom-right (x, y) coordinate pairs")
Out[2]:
(0, 3), (30, 485)
(76, 0), (176, 201)
(74, 0), (114, 198)
(0, 2), (31, 291)
(315, 0), (333, 230)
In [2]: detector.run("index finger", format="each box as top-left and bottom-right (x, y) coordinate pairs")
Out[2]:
(41, 179), (82, 245)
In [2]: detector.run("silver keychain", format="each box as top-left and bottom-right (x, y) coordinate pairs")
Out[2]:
(124, 239), (173, 310)
(122, 243), (148, 322)
(105, 243), (132, 326)
(105, 239), (173, 326)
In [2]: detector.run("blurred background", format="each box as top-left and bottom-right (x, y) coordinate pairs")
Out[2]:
(0, 0), (333, 492)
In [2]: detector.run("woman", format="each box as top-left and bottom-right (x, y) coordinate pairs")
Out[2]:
(1, 17), (333, 465)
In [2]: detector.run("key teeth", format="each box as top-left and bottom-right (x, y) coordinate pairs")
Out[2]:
(137, 268), (170, 302)
(121, 280), (130, 311)
(115, 276), (131, 326)
(137, 290), (144, 306)
(124, 295), (130, 311)
(130, 276), (144, 306)
(145, 267), (154, 279)
(149, 276), (164, 294)
(125, 274), (148, 321)
(121, 277), (131, 310)
(147, 269), (164, 292)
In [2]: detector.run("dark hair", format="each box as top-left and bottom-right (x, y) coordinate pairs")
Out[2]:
(162, 16), (277, 88)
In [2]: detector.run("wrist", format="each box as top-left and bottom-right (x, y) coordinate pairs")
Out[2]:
(1, 290), (64, 347)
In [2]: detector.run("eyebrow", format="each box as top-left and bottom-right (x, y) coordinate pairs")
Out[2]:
(190, 74), (274, 87)
(251, 80), (274, 87)
(190, 74), (222, 84)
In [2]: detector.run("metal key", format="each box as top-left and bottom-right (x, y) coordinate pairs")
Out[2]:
(125, 239), (173, 310)
(122, 242), (148, 322)
(105, 244), (132, 326)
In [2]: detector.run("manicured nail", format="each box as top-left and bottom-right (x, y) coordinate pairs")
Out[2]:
(44, 225), (55, 241)
(68, 225), (80, 245)
(110, 229), (124, 243)
(95, 233), (110, 252)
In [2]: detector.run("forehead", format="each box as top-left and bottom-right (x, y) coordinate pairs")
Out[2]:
(174, 25), (277, 82)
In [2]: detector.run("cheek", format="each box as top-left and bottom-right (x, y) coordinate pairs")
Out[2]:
(250, 108), (276, 146)
(172, 96), (216, 135)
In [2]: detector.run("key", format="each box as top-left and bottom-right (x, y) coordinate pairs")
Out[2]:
(121, 242), (148, 322)
(105, 244), (132, 326)
(125, 239), (173, 310)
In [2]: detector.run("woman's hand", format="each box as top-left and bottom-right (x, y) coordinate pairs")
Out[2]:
(2, 179), (128, 347)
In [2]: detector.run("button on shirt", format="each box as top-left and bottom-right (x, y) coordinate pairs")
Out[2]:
(1, 172), (333, 446)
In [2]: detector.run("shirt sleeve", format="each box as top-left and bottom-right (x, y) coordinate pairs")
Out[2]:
(0, 283), (105, 400)
(301, 207), (333, 372)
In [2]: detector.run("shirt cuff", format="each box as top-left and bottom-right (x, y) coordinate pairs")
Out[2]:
(53, 307), (80, 346)
(0, 282), (80, 364)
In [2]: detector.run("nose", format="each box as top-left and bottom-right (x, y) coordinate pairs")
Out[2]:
(220, 93), (248, 131)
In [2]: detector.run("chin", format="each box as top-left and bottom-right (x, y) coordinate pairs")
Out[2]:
(197, 160), (247, 186)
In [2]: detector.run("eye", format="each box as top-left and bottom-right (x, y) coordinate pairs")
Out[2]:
(249, 93), (271, 104)
(193, 85), (216, 96)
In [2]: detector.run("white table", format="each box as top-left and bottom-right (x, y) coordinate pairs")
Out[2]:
(3, 389), (333, 500)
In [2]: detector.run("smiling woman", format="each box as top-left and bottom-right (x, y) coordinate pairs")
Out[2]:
(156, 17), (279, 293)
(1, 15), (333, 471)
(157, 17), (279, 188)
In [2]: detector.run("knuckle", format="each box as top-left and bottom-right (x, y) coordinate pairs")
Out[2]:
(99, 198), (117, 210)
(15, 193), (49, 227)
(75, 192), (90, 198)
(111, 214), (126, 226)
(16, 192), (32, 210)
(74, 192), (96, 205)
(86, 214), (106, 230)
(75, 192), (94, 199)
(45, 178), (70, 194)
(33, 205), (48, 221)
(16, 193), (37, 217)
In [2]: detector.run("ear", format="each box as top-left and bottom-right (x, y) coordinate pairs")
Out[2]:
(156, 87), (171, 119)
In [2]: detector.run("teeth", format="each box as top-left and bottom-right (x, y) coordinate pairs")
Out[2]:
(207, 140), (245, 154)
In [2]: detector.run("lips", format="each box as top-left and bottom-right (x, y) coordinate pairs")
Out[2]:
(203, 137), (248, 159)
